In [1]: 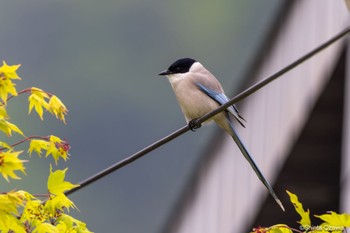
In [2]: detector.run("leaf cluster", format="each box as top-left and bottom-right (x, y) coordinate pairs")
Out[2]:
(0, 61), (92, 232)
(252, 191), (350, 233)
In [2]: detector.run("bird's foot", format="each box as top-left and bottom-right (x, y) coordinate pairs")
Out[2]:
(188, 119), (201, 131)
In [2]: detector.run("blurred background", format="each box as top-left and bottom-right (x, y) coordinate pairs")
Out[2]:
(0, 0), (349, 232)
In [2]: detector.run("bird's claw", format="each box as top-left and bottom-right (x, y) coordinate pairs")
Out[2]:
(188, 119), (201, 131)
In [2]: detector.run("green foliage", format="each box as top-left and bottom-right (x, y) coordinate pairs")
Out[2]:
(0, 61), (92, 232)
(251, 191), (350, 233)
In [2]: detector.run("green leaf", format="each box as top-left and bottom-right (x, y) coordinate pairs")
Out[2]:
(33, 222), (59, 233)
(286, 190), (311, 227)
(0, 119), (25, 136)
(0, 151), (26, 182)
(28, 139), (50, 157)
(0, 106), (8, 119)
(28, 87), (49, 120)
(267, 224), (293, 233)
(315, 211), (350, 227)
(0, 141), (12, 149)
(47, 166), (79, 195)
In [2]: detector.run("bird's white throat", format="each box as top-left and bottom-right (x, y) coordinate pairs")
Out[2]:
(166, 73), (187, 87)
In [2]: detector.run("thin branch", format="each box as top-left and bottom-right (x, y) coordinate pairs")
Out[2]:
(32, 193), (50, 197)
(65, 25), (350, 197)
(0, 135), (49, 151)
(0, 87), (54, 107)
(1, 88), (32, 106)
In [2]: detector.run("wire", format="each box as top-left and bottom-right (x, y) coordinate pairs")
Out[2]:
(65, 126), (188, 196)
(65, 25), (350, 197)
(195, 25), (350, 124)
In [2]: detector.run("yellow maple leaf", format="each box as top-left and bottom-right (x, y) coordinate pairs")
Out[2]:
(251, 225), (293, 233)
(0, 119), (24, 136)
(286, 190), (311, 227)
(33, 222), (59, 233)
(0, 194), (20, 214)
(0, 79), (18, 104)
(0, 150), (27, 182)
(0, 141), (12, 150)
(269, 224), (293, 233)
(47, 135), (70, 164)
(0, 61), (21, 104)
(29, 136), (70, 164)
(0, 106), (8, 119)
(0, 107), (24, 138)
(46, 142), (61, 164)
(28, 87), (50, 120)
(20, 199), (47, 223)
(0, 61), (21, 80)
(0, 119), (12, 136)
(15, 190), (35, 202)
(5, 120), (25, 136)
(48, 95), (68, 124)
(315, 211), (350, 228)
(56, 214), (93, 233)
(0, 191), (29, 220)
(45, 193), (77, 215)
(0, 210), (26, 233)
(28, 139), (50, 157)
(47, 166), (79, 195)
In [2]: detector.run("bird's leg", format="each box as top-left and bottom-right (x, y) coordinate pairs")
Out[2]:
(188, 118), (201, 131)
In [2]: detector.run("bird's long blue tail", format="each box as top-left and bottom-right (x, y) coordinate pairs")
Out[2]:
(226, 114), (285, 211)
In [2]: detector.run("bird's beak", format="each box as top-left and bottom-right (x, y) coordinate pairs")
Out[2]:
(158, 70), (171, 76)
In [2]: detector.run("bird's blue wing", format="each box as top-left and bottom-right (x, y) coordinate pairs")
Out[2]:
(195, 82), (246, 127)
(196, 82), (284, 210)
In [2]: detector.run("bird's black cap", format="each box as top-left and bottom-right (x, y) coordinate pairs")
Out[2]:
(159, 58), (197, 76)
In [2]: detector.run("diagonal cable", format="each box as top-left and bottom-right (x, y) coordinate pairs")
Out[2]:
(65, 25), (350, 196)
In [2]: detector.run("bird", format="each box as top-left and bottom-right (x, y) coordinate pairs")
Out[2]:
(158, 57), (284, 211)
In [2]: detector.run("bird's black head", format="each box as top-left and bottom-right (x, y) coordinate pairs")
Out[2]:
(159, 58), (197, 76)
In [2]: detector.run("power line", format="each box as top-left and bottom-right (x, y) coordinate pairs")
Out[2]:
(65, 126), (188, 196)
(65, 25), (350, 197)
(194, 25), (350, 125)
